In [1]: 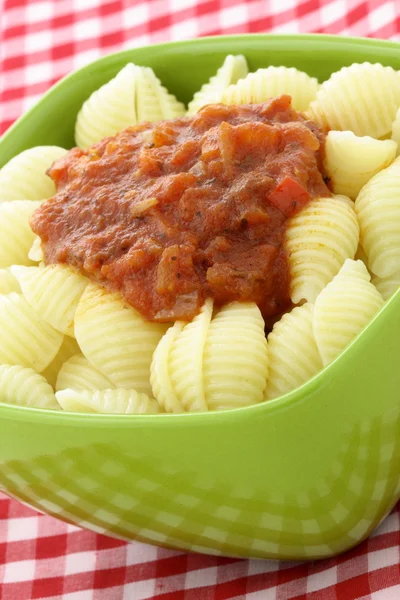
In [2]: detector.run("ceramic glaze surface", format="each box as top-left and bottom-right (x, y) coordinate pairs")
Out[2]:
(0, 34), (400, 559)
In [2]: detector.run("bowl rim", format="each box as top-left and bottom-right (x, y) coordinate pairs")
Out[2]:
(3, 31), (400, 148)
(1, 32), (400, 423)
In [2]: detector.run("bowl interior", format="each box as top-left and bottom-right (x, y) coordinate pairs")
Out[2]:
(1, 33), (400, 424)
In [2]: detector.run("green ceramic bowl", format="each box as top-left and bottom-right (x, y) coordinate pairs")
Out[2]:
(1, 34), (400, 561)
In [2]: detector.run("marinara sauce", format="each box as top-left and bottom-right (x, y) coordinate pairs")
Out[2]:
(31, 97), (330, 322)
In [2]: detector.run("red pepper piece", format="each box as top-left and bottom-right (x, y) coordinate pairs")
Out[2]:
(268, 176), (310, 218)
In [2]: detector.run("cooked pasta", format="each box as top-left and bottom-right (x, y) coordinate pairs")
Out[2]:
(0, 201), (42, 268)
(0, 365), (59, 409)
(41, 336), (80, 389)
(313, 259), (384, 366)
(56, 388), (160, 414)
(203, 302), (268, 410)
(135, 67), (168, 123)
(28, 237), (44, 262)
(0, 146), (67, 202)
(286, 195), (359, 304)
(151, 301), (268, 412)
(372, 271), (400, 301)
(150, 321), (185, 413)
(187, 54), (248, 116)
(56, 353), (115, 392)
(168, 299), (213, 412)
(2, 56), (399, 415)
(0, 293), (63, 372)
(12, 264), (89, 336)
(324, 131), (396, 199)
(354, 245), (370, 270)
(75, 63), (185, 148)
(74, 282), (167, 394)
(306, 63), (400, 139)
(0, 268), (20, 294)
(222, 66), (319, 112)
(265, 304), (322, 400)
(75, 63), (139, 148)
(391, 107), (400, 152)
(135, 66), (185, 123)
(355, 156), (400, 278)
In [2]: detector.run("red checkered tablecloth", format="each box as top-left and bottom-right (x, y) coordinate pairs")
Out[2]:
(1, 1), (400, 598)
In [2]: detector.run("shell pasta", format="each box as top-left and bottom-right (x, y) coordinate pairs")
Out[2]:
(286, 195), (359, 304)
(372, 271), (400, 301)
(12, 265), (89, 336)
(306, 62), (400, 139)
(0, 365), (59, 409)
(56, 353), (115, 392)
(56, 388), (159, 414)
(0, 146), (67, 202)
(75, 63), (185, 148)
(391, 107), (400, 152)
(187, 54), (248, 115)
(222, 66), (318, 111)
(203, 302), (268, 411)
(323, 131), (396, 200)
(150, 321), (185, 413)
(135, 66), (185, 123)
(0, 56), (399, 414)
(0, 293), (63, 372)
(42, 337), (80, 389)
(313, 260), (384, 366)
(265, 304), (322, 400)
(74, 283), (167, 395)
(75, 63), (139, 148)
(168, 299), (213, 413)
(28, 237), (44, 262)
(355, 156), (400, 279)
(150, 300), (268, 412)
(0, 201), (42, 268)
(0, 269), (20, 294)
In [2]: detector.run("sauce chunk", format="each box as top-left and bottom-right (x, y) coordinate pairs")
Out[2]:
(31, 97), (330, 322)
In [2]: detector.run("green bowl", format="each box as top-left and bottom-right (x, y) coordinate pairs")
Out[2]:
(1, 34), (400, 560)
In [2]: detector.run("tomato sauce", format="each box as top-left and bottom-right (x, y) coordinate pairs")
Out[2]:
(31, 97), (330, 322)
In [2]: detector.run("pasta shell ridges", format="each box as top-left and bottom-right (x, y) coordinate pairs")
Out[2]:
(355, 157), (400, 278)
(56, 388), (159, 414)
(305, 63), (400, 138)
(204, 302), (268, 411)
(266, 304), (322, 400)
(74, 283), (166, 393)
(168, 299), (213, 412)
(286, 196), (359, 304)
(56, 353), (115, 392)
(12, 265), (88, 335)
(0, 364), (58, 409)
(0, 293), (63, 372)
(187, 55), (248, 115)
(150, 322), (186, 413)
(0, 146), (67, 201)
(313, 259), (384, 366)
(75, 63), (139, 148)
(139, 67), (185, 121)
(0, 268), (20, 294)
(222, 66), (319, 111)
(0, 201), (42, 268)
(41, 336), (80, 389)
(323, 130), (396, 200)
(372, 270), (400, 300)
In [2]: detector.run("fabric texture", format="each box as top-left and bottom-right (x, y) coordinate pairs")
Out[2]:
(1, 0), (400, 598)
